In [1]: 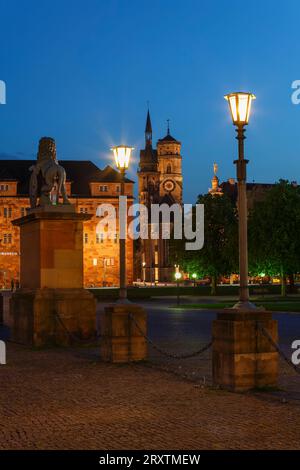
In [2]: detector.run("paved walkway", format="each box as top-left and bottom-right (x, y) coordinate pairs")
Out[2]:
(0, 343), (300, 450)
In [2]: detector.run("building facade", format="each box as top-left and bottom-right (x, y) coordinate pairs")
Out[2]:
(0, 160), (134, 288)
(137, 111), (183, 282)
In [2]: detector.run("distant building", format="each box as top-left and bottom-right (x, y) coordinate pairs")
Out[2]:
(0, 160), (134, 288)
(220, 178), (274, 210)
(137, 111), (183, 282)
(208, 163), (223, 196)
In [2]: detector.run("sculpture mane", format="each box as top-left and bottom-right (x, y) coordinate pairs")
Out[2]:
(29, 137), (70, 209)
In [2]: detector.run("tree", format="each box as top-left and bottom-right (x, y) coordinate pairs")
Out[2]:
(249, 180), (300, 296)
(170, 193), (237, 294)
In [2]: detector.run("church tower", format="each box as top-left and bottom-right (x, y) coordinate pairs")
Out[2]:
(137, 111), (184, 284)
(138, 110), (160, 207)
(157, 122), (183, 205)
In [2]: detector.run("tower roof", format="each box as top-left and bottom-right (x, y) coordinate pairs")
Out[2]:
(158, 133), (179, 143)
(158, 120), (180, 143)
(145, 109), (152, 134)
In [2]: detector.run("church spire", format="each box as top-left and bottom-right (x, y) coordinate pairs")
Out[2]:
(145, 109), (152, 146)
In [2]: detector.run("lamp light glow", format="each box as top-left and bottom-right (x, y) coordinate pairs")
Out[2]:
(191, 273), (197, 279)
(175, 272), (182, 280)
(224, 92), (256, 126)
(111, 145), (134, 170)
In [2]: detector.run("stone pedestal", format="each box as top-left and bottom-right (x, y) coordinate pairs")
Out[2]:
(212, 310), (278, 392)
(10, 207), (96, 347)
(100, 304), (147, 363)
(10, 288), (96, 347)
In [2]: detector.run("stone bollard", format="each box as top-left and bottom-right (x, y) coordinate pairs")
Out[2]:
(212, 310), (278, 392)
(100, 304), (147, 363)
(2, 291), (12, 328)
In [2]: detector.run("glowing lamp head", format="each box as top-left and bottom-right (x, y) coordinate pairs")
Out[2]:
(224, 92), (256, 126)
(192, 273), (197, 279)
(111, 145), (134, 170)
(175, 272), (182, 281)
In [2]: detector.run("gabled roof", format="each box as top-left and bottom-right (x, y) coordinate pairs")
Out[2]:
(98, 165), (134, 183)
(0, 159), (134, 196)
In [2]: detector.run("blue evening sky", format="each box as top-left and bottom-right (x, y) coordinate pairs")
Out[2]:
(0, 0), (300, 203)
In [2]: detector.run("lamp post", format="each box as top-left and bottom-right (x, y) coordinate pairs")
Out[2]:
(111, 145), (134, 303)
(224, 92), (256, 310)
(175, 271), (182, 306)
(192, 272), (197, 288)
(142, 261), (146, 286)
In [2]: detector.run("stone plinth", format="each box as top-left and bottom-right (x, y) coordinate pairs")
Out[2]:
(10, 207), (96, 347)
(100, 304), (147, 363)
(212, 309), (278, 392)
(12, 207), (90, 289)
(9, 288), (96, 347)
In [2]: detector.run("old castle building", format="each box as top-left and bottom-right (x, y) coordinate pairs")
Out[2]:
(0, 160), (134, 288)
(137, 111), (183, 282)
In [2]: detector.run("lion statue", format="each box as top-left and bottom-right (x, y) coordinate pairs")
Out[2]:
(29, 137), (70, 208)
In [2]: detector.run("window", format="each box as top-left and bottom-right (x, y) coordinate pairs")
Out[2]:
(0, 184), (9, 191)
(80, 207), (88, 213)
(4, 207), (12, 218)
(166, 164), (172, 174)
(99, 185), (108, 192)
(105, 258), (115, 266)
(3, 233), (12, 244)
(114, 233), (118, 244)
(116, 185), (120, 193)
(96, 233), (100, 244)
(21, 207), (26, 217)
(100, 233), (104, 244)
(84, 233), (88, 244)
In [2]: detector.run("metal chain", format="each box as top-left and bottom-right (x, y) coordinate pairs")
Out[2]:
(129, 314), (212, 359)
(54, 312), (99, 344)
(257, 322), (300, 375)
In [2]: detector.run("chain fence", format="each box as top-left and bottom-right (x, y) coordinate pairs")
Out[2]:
(129, 313), (212, 359)
(257, 321), (300, 375)
(54, 312), (100, 344)
(53, 311), (300, 379)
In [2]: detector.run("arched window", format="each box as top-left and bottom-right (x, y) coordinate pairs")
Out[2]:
(166, 164), (172, 174)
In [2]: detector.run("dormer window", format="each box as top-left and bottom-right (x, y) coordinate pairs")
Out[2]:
(99, 185), (108, 192)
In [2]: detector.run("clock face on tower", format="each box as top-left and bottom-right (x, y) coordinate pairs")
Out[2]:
(163, 179), (175, 192)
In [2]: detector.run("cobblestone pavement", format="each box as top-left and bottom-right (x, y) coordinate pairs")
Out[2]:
(1, 343), (300, 450)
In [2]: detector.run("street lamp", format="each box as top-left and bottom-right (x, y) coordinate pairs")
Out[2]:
(111, 145), (134, 302)
(175, 271), (182, 306)
(224, 91), (256, 310)
(192, 272), (197, 287)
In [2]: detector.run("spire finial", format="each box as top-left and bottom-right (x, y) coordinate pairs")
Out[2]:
(145, 106), (152, 145)
(213, 163), (218, 176)
(167, 118), (170, 135)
